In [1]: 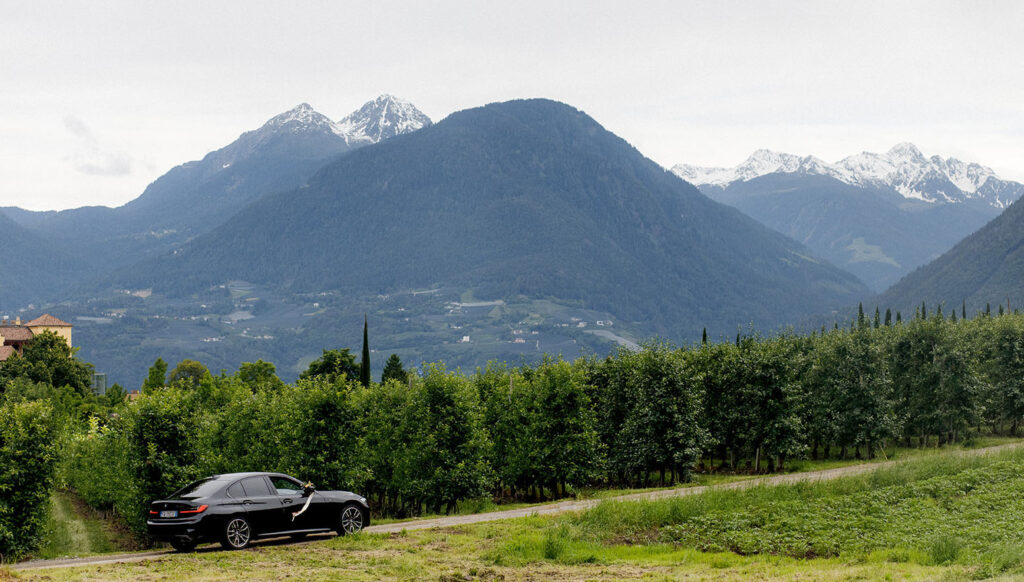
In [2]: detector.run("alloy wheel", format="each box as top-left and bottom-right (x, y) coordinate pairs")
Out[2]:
(340, 505), (364, 534)
(226, 518), (251, 548)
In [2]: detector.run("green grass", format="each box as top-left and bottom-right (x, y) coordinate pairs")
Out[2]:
(517, 445), (1024, 572)
(373, 436), (1023, 525)
(657, 461), (1024, 560)
(33, 492), (128, 559)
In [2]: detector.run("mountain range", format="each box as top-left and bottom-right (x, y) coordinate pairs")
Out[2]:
(111, 99), (868, 337)
(1, 95), (431, 285)
(672, 145), (1024, 290)
(674, 143), (1022, 210)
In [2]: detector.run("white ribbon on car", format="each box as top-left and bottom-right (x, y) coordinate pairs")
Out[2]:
(292, 491), (315, 521)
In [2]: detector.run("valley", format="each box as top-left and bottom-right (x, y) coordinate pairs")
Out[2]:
(71, 281), (640, 388)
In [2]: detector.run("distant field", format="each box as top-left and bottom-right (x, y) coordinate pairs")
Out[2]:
(16, 444), (1024, 581)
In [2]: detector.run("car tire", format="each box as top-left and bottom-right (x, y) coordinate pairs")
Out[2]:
(337, 503), (368, 535)
(170, 539), (197, 553)
(222, 516), (253, 550)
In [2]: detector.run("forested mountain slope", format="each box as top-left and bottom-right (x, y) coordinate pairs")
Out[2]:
(0, 211), (91, 311)
(878, 194), (1024, 314)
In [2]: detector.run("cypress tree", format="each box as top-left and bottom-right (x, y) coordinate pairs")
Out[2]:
(937, 304), (943, 318)
(951, 310), (957, 322)
(735, 333), (740, 347)
(896, 311), (902, 324)
(360, 314), (371, 387)
(921, 301), (927, 319)
(858, 303), (865, 328)
(702, 327), (707, 345)
(884, 308), (892, 327)
(962, 300), (967, 321)
(873, 307), (880, 328)
(999, 304), (1005, 316)
(986, 303), (991, 316)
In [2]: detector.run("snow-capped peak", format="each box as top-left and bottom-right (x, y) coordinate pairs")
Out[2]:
(672, 144), (1020, 209)
(887, 142), (925, 160)
(335, 94), (432, 144)
(674, 150), (835, 187)
(263, 103), (338, 132)
(252, 96), (432, 147)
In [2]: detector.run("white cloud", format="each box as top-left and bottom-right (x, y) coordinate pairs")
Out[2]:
(62, 114), (135, 177)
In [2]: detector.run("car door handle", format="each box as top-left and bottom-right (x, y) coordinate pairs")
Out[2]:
(282, 498), (293, 504)
(243, 500), (253, 505)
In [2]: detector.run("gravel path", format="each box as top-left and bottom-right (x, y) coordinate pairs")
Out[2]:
(13, 441), (1022, 572)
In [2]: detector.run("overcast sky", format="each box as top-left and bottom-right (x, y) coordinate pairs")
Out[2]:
(3, 1), (1022, 211)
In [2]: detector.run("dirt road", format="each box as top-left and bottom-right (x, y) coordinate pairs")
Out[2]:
(13, 441), (1022, 572)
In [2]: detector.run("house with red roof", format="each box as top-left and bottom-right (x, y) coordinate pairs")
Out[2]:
(0, 314), (72, 362)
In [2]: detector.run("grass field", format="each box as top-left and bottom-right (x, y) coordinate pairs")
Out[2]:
(32, 492), (132, 560)
(14, 443), (1024, 581)
(374, 436), (1023, 525)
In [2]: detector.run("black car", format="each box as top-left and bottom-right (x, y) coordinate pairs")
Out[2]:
(147, 472), (370, 551)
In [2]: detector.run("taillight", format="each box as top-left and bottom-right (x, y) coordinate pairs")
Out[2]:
(179, 505), (208, 515)
(148, 510), (158, 515)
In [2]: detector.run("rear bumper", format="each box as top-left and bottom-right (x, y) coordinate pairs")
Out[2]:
(147, 516), (209, 542)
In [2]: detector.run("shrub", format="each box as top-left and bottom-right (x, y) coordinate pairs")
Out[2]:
(929, 535), (962, 565)
(0, 400), (59, 560)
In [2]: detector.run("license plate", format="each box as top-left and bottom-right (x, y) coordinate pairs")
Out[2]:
(160, 510), (178, 518)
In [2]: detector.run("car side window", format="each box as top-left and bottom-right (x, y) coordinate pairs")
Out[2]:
(270, 476), (304, 496)
(240, 476), (273, 497)
(226, 481), (245, 498)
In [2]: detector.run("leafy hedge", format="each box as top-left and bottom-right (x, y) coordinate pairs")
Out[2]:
(0, 400), (59, 560)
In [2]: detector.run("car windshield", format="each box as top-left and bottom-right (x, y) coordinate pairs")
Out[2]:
(170, 478), (223, 499)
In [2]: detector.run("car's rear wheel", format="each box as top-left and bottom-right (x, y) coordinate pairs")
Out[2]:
(338, 503), (367, 535)
(170, 539), (197, 552)
(222, 516), (253, 550)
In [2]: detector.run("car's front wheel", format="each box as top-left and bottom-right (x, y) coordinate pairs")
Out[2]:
(338, 503), (367, 535)
(222, 516), (253, 550)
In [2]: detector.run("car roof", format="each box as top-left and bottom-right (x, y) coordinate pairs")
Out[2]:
(207, 472), (296, 481)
